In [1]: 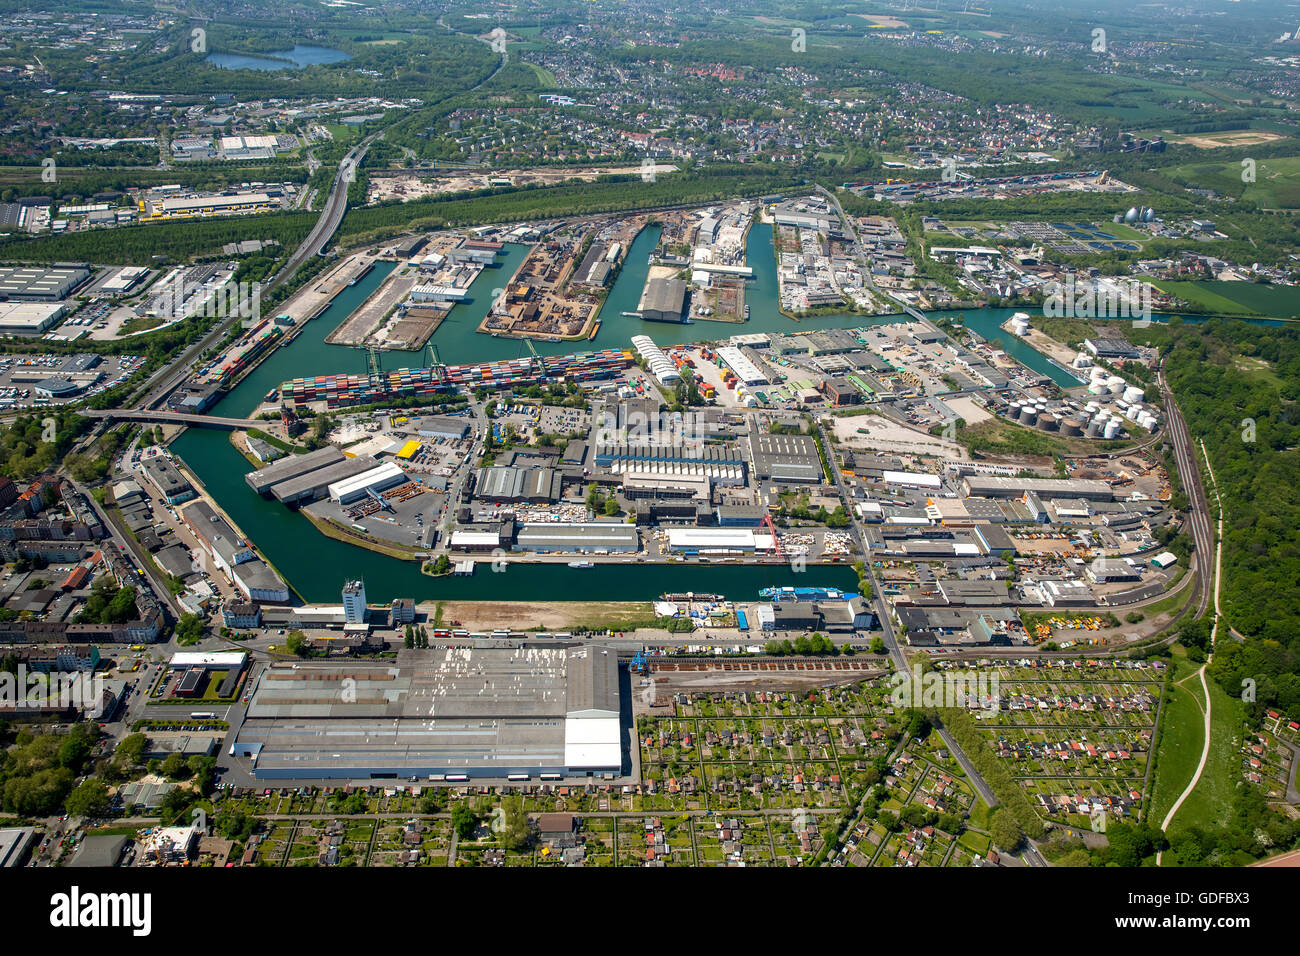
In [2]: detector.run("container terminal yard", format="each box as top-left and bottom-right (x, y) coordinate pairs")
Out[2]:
(283, 348), (634, 409)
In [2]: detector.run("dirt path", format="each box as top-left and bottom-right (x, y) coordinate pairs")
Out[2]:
(1158, 439), (1223, 863)
(434, 600), (651, 631)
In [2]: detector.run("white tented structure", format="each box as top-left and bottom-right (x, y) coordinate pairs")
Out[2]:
(631, 334), (681, 385)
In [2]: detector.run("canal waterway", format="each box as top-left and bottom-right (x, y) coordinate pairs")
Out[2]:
(170, 220), (1212, 603)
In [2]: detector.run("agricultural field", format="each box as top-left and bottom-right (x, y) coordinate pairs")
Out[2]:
(1154, 279), (1300, 319)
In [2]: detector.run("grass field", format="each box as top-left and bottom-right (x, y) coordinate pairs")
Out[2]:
(1171, 669), (1245, 837)
(1163, 155), (1300, 208)
(522, 62), (557, 87)
(1152, 279), (1300, 318)
(1105, 221), (1147, 241)
(1234, 355), (1283, 389)
(1146, 655), (1206, 829)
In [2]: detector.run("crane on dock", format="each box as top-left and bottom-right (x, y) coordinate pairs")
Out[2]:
(522, 337), (544, 377)
(426, 342), (447, 384)
(357, 344), (383, 380)
(761, 513), (786, 560)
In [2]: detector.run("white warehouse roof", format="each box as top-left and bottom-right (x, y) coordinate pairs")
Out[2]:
(715, 346), (765, 385)
(666, 528), (775, 552)
(883, 470), (941, 489)
(327, 461), (406, 502)
(563, 716), (622, 769)
(170, 651), (247, 668)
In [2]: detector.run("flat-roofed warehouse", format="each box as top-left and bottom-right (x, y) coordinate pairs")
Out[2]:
(475, 465), (561, 504)
(515, 522), (639, 553)
(231, 645), (625, 780)
(963, 475), (1113, 501)
(750, 433), (824, 483)
(409, 415), (470, 439)
(327, 461), (406, 504)
(141, 455), (196, 504)
(0, 265), (92, 301)
(158, 192), (273, 215)
(246, 445), (345, 494)
(640, 277), (688, 322)
(0, 301), (70, 335)
(268, 454), (380, 505)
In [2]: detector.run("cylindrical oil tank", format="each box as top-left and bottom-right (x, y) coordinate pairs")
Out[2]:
(1103, 419), (1122, 439)
(1019, 407), (1037, 425)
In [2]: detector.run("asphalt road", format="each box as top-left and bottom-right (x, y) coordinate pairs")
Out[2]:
(133, 136), (377, 412)
(816, 418), (1049, 866)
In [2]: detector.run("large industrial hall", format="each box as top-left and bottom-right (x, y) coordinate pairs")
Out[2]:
(231, 645), (627, 781)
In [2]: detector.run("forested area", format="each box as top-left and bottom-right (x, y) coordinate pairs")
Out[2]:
(1139, 319), (1300, 713)
(0, 210), (318, 264)
(78, 22), (498, 100)
(0, 720), (100, 817)
(0, 411), (89, 481)
(337, 166), (800, 245)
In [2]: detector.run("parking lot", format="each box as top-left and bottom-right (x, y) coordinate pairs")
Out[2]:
(0, 352), (144, 411)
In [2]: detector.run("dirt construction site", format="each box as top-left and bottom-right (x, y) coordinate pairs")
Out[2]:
(425, 600), (653, 632)
(830, 411), (967, 458)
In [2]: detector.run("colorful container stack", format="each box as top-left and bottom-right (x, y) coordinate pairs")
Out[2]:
(283, 348), (633, 409)
(210, 322), (283, 387)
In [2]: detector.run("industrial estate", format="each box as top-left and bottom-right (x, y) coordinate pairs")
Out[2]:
(0, 1), (1296, 900)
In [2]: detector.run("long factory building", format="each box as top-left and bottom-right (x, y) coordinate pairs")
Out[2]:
(962, 475), (1114, 501)
(230, 645), (625, 780)
(246, 446), (345, 495)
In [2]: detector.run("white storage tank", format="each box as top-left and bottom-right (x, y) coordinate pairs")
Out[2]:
(1123, 385), (1145, 404)
(1088, 382), (1108, 396)
(1103, 419), (1122, 439)
(1106, 375), (1126, 391)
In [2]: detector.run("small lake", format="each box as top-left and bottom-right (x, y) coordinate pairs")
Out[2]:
(206, 45), (350, 71)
